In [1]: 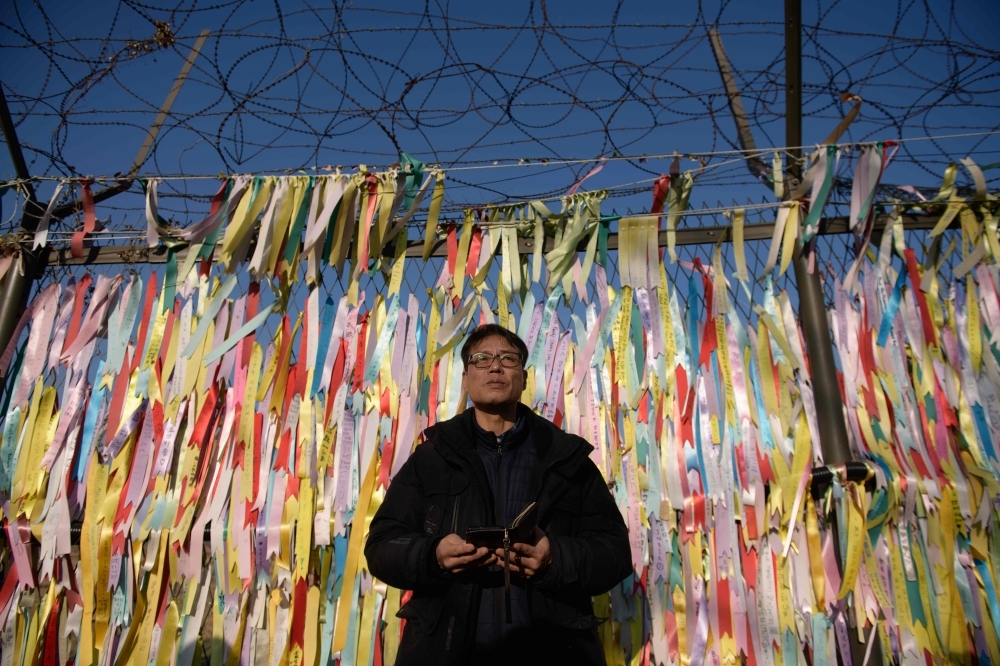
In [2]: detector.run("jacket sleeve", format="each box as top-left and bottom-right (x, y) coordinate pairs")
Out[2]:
(363, 447), (451, 591)
(533, 459), (632, 596)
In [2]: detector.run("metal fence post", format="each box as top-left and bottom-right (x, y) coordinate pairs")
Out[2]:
(784, 0), (850, 466)
(0, 87), (43, 357)
(785, 3), (883, 665)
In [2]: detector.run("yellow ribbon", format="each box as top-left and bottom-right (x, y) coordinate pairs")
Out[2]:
(421, 171), (446, 262)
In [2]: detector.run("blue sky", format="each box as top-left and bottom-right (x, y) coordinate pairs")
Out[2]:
(2, 0), (999, 236)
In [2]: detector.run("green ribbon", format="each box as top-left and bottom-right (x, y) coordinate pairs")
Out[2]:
(281, 176), (315, 270)
(802, 145), (838, 244)
(399, 152), (425, 211)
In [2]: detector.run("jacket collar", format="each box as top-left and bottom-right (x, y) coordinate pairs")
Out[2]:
(523, 408), (592, 474)
(428, 405), (595, 513)
(429, 405), (591, 467)
(426, 409), (495, 505)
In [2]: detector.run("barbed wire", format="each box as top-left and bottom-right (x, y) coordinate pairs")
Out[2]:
(1, 0), (998, 244)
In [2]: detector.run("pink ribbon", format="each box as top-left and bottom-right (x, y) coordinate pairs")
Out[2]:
(566, 157), (608, 197)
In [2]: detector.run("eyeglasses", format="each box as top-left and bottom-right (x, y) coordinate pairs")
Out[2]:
(468, 352), (523, 369)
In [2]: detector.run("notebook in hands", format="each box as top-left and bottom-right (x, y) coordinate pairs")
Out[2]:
(464, 501), (538, 550)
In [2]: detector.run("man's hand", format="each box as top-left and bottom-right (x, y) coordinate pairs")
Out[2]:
(436, 534), (497, 573)
(495, 528), (552, 579)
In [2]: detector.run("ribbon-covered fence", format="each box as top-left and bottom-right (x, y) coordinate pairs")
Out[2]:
(1, 150), (999, 666)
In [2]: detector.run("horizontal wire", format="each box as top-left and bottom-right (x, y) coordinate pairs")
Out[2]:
(4, 130), (998, 188)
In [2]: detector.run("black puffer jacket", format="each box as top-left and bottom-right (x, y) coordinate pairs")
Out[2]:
(364, 407), (632, 665)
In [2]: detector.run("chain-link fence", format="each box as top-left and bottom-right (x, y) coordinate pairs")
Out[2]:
(30, 198), (960, 373)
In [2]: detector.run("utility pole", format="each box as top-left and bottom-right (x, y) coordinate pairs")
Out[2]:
(785, 0), (850, 468)
(784, 3), (883, 666)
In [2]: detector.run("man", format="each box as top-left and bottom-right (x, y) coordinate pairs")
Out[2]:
(365, 323), (631, 665)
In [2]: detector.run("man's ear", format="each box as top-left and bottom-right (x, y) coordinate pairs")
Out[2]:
(461, 370), (468, 394)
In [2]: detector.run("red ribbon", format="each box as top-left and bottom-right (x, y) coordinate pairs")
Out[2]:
(651, 174), (670, 215)
(132, 272), (159, 374)
(399, 590), (414, 638)
(142, 401), (167, 498)
(42, 595), (61, 666)
(694, 260), (718, 370)
(273, 362), (295, 472)
(246, 412), (263, 527)
(70, 178), (97, 258)
(177, 384), (221, 521)
(296, 305), (309, 399)
(275, 424), (292, 473)
(377, 411), (398, 490)
(446, 224), (458, 278)
(352, 314), (370, 393)
(427, 362), (440, 427)
(0, 557), (20, 610)
(202, 180), (228, 264)
(289, 577), (309, 665)
(716, 577), (733, 650)
(62, 274), (92, 356)
(325, 340), (346, 426)
(904, 249), (938, 348)
(240, 282), (261, 369)
(357, 174), (380, 273)
(466, 226), (483, 277)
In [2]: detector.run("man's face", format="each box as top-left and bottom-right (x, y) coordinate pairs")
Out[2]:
(461, 336), (527, 409)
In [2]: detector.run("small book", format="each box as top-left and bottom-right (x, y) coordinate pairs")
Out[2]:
(465, 502), (539, 624)
(464, 501), (538, 550)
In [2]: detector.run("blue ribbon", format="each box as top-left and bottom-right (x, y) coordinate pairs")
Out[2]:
(877, 267), (908, 347)
(363, 295), (400, 386)
(975, 559), (1000, 647)
(593, 289), (623, 372)
(311, 296), (337, 398)
(75, 359), (106, 481)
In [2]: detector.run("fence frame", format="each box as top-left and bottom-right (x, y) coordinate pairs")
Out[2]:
(35, 210), (947, 268)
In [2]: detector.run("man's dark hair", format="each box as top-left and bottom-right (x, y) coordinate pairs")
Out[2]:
(461, 324), (530, 368)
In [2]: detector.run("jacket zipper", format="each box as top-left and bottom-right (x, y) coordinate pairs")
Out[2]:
(495, 437), (504, 523)
(495, 435), (503, 642)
